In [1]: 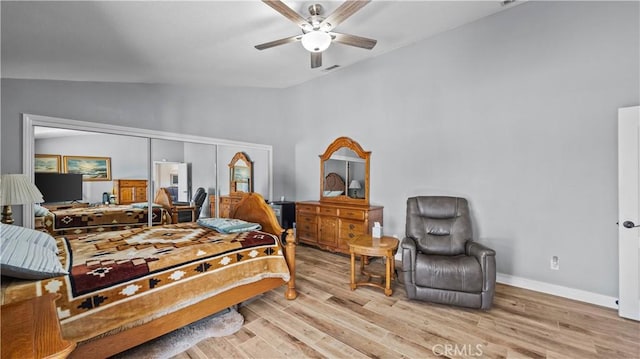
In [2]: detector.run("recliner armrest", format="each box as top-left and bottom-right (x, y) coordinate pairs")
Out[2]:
(400, 237), (417, 273)
(398, 237), (418, 297)
(466, 241), (495, 260)
(466, 241), (496, 293)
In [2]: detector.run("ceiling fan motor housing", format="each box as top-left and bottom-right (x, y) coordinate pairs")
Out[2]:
(308, 4), (323, 16)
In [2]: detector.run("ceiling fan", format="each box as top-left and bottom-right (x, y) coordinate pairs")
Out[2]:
(255, 0), (377, 69)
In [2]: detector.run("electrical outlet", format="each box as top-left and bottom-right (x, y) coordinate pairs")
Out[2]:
(550, 256), (560, 270)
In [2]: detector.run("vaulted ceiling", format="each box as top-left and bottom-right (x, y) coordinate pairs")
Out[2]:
(1, 1), (522, 89)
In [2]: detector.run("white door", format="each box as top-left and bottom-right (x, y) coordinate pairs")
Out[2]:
(618, 105), (640, 321)
(177, 163), (189, 202)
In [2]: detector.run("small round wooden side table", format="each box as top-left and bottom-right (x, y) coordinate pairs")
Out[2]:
(347, 234), (399, 296)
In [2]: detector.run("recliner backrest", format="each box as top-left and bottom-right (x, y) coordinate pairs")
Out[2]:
(191, 187), (207, 216)
(406, 196), (472, 256)
(191, 187), (206, 205)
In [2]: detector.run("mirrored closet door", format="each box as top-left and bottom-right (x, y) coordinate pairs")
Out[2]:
(23, 114), (273, 230)
(32, 125), (151, 232)
(151, 138), (216, 224)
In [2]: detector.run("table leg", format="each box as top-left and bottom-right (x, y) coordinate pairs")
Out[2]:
(350, 252), (356, 290)
(391, 252), (396, 280)
(384, 251), (392, 296)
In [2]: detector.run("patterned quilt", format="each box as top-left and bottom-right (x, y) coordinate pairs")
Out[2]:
(43, 205), (170, 235)
(2, 222), (290, 341)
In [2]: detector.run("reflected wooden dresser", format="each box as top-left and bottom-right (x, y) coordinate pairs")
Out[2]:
(296, 201), (383, 254)
(113, 179), (147, 205)
(209, 194), (244, 218)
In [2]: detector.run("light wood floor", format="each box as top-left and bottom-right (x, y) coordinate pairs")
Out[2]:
(174, 245), (639, 359)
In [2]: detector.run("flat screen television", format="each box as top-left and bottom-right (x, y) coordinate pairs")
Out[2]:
(35, 173), (83, 203)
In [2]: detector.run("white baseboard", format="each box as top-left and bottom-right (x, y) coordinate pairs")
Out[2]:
(497, 273), (618, 309)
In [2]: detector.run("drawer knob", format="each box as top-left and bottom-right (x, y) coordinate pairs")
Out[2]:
(349, 224), (355, 229)
(349, 233), (354, 238)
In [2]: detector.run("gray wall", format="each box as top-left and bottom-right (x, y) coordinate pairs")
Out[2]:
(1, 80), (297, 212)
(287, 1), (639, 298)
(1, 1), (637, 298)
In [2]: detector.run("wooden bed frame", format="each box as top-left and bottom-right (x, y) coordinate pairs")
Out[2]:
(68, 192), (297, 358)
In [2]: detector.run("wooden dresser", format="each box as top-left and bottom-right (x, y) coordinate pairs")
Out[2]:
(296, 201), (383, 254)
(208, 195), (217, 218)
(220, 194), (244, 218)
(113, 179), (148, 205)
(209, 194), (244, 218)
(297, 136), (384, 255)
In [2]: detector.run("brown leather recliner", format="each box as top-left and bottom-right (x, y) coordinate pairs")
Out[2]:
(399, 196), (496, 309)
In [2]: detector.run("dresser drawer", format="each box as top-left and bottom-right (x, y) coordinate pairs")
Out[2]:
(297, 229), (317, 243)
(297, 216), (317, 232)
(339, 208), (365, 220)
(339, 219), (365, 240)
(319, 206), (338, 216)
(297, 213), (316, 224)
(117, 180), (145, 187)
(297, 204), (317, 214)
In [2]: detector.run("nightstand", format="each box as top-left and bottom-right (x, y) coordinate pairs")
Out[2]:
(1, 293), (76, 358)
(347, 235), (399, 296)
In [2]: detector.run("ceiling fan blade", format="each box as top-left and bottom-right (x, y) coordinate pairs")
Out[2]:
(311, 52), (322, 69)
(330, 32), (377, 50)
(255, 35), (302, 50)
(320, 0), (370, 32)
(262, 0), (311, 30)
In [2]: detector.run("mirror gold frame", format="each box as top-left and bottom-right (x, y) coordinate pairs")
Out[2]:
(229, 152), (253, 194)
(319, 137), (370, 205)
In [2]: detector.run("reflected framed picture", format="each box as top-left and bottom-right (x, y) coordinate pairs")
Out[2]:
(235, 181), (249, 193)
(63, 155), (112, 181)
(34, 154), (61, 173)
(232, 166), (250, 181)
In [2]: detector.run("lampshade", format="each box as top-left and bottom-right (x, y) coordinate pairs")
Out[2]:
(1, 174), (44, 205)
(349, 180), (361, 190)
(301, 31), (331, 53)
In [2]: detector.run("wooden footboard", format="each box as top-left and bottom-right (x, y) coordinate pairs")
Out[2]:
(232, 193), (297, 299)
(283, 228), (297, 300)
(68, 192), (297, 358)
(70, 277), (289, 358)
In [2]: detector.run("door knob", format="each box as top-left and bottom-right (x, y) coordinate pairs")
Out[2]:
(623, 221), (640, 228)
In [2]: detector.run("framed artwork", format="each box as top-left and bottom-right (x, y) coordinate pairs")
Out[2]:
(34, 154), (61, 173)
(232, 166), (250, 181)
(63, 156), (112, 181)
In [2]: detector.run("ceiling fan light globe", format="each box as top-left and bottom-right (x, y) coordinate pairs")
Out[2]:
(301, 31), (331, 53)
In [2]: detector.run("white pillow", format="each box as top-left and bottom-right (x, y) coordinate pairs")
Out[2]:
(34, 204), (51, 217)
(0, 223), (58, 253)
(197, 218), (262, 234)
(0, 225), (67, 280)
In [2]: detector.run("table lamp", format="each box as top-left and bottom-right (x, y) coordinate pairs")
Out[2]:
(349, 180), (361, 198)
(1, 174), (44, 224)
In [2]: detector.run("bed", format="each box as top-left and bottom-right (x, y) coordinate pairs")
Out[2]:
(40, 205), (172, 235)
(2, 193), (297, 358)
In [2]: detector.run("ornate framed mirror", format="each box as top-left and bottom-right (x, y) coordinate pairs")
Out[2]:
(319, 137), (370, 205)
(229, 152), (253, 194)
